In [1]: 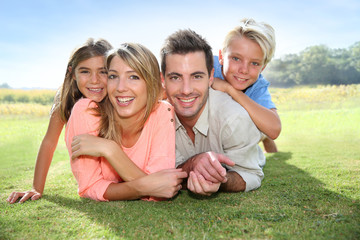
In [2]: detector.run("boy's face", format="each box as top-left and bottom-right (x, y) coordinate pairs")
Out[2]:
(162, 51), (213, 125)
(220, 36), (266, 91)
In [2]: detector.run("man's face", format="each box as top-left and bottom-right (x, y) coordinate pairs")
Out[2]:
(162, 51), (213, 124)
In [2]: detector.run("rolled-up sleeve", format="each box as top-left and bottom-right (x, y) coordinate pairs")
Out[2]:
(221, 111), (265, 192)
(65, 99), (117, 201)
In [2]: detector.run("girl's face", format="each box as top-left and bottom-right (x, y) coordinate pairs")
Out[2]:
(220, 36), (266, 91)
(107, 56), (148, 122)
(73, 56), (107, 102)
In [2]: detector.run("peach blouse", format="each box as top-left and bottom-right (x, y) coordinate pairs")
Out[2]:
(65, 99), (175, 201)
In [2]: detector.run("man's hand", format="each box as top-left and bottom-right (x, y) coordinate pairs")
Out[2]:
(187, 171), (221, 196)
(186, 151), (234, 183)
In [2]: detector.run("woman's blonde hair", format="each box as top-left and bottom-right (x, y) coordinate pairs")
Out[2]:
(222, 18), (276, 66)
(53, 38), (112, 122)
(97, 43), (162, 144)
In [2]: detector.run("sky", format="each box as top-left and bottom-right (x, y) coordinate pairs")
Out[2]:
(1, 0), (359, 89)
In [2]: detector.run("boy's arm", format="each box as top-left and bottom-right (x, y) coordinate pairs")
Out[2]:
(212, 78), (281, 140)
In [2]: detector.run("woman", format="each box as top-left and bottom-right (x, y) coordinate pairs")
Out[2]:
(66, 43), (187, 201)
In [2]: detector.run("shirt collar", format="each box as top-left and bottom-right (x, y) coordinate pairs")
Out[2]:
(174, 97), (210, 137)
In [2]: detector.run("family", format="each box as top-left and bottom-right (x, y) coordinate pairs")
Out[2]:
(7, 18), (281, 203)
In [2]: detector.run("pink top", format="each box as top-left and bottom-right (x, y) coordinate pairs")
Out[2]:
(65, 98), (175, 201)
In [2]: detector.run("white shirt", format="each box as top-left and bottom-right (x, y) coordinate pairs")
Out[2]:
(175, 88), (265, 192)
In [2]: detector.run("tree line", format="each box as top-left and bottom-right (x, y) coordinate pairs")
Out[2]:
(264, 41), (360, 87)
(1, 41), (359, 89)
(0, 89), (56, 105)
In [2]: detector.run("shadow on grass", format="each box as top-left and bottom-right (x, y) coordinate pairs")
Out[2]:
(40, 151), (360, 239)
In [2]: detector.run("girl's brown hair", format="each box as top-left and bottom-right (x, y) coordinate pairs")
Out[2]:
(53, 38), (112, 122)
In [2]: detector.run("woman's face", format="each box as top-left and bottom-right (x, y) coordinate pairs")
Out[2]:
(107, 56), (147, 121)
(73, 56), (107, 102)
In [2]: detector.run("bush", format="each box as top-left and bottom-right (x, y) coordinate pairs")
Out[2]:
(0, 89), (56, 105)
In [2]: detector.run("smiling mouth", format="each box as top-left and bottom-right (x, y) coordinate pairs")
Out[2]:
(88, 88), (103, 93)
(116, 97), (135, 104)
(179, 97), (196, 103)
(235, 77), (248, 82)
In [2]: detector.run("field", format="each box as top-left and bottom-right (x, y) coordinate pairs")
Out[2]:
(0, 85), (359, 239)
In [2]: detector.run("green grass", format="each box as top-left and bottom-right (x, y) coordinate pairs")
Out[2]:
(1, 86), (360, 239)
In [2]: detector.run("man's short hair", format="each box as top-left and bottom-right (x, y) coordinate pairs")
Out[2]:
(160, 29), (213, 76)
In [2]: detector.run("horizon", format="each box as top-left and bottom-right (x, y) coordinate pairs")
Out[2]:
(1, 0), (359, 89)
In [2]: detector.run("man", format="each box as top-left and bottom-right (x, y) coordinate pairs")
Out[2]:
(160, 29), (265, 196)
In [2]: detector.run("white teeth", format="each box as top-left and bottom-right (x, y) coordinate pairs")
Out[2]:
(88, 88), (102, 92)
(117, 97), (134, 103)
(180, 98), (195, 103)
(235, 77), (247, 82)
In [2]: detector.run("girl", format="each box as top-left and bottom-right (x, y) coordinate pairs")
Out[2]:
(7, 38), (112, 204)
(65, 43), (187, 201)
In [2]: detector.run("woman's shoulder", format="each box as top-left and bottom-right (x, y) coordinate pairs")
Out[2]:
(154, 100), (174, 116)
(72, 98), (97, 113)
(147, 100), (174, 123)
(158, 100), (174, 111)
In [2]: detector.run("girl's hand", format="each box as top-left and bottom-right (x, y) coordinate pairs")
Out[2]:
(71, 134), (115, 160)
(7, 189), (42, 204)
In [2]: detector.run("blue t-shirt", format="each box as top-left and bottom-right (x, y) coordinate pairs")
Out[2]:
(213, 55), (276, 109)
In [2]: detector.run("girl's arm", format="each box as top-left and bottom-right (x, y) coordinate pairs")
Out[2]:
(212, 78), (281, 140)
(7, 109), (64, 204)
(70, 146), (186, 201)
(71, 135), (145, 181)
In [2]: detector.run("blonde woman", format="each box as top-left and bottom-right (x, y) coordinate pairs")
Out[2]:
(66, 43), (187, 201)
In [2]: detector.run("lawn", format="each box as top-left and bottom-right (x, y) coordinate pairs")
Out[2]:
(0, 85), (359, 239)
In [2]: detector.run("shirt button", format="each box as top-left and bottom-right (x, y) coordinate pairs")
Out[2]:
(168, 108), (171, 111)
(170, 119), (174, 122)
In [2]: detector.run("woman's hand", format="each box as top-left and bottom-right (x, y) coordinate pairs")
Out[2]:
(7, 189), (42, 204)
(71, 134), (116, 160)
(136, 169), (188, 199)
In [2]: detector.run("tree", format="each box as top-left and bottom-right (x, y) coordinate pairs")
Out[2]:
(264, 42), (360, 86)
(0, 83), (11, 89)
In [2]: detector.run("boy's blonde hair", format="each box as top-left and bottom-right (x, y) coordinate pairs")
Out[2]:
(222, 18), (276, 66)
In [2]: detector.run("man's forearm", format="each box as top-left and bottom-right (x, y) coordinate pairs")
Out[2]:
(220, 172), (246, 192)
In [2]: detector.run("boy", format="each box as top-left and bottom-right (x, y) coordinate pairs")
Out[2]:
(212, 18), (281, 153)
